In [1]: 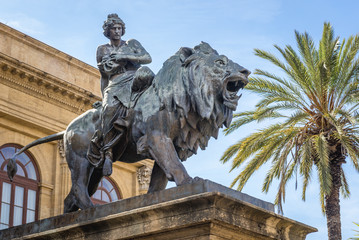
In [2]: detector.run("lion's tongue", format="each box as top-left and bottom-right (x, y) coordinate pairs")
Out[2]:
(224, 107), (233, 128)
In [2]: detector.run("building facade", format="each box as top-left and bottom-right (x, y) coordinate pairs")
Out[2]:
(0, 23), (152, 229)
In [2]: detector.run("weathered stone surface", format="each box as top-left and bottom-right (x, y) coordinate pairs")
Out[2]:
(0, 179), (316, 240)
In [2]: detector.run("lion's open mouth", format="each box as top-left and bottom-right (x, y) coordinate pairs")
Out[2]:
(226, 77), (246, 92)
(223, 73), (248, 110)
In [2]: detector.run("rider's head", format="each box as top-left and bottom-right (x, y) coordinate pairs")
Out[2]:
(103, 13), (126, 39)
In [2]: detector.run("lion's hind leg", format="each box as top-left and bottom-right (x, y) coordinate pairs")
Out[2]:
(64, 188), (79, 213)
(65, 152), (95, 212)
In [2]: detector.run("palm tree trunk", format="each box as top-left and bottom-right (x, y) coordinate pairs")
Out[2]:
(325, 158), (343, 240)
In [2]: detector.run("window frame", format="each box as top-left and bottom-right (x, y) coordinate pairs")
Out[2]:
(91, 176), (121, 205)
(0, 143), (40, 228)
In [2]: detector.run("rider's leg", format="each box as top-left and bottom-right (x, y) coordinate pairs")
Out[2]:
(101, 94), (130, 176)
(132, 66), (155, 92)
(100, 95), (119, 176)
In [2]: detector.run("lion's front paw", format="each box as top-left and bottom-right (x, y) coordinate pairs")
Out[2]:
(178, 176), (204, 186)
(177, 176), (193, 186)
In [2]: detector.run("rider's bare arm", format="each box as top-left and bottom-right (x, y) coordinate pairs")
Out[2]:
(112, 39), (152, 65)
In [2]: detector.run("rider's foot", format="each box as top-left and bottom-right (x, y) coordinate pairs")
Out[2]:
(102, 156), (113, 176)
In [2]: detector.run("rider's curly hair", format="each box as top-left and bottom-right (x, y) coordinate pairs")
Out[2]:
(102, 13), (126, 39)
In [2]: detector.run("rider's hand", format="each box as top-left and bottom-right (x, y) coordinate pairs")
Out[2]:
(110, 53), (127, 66)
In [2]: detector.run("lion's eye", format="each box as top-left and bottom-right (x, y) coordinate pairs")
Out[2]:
(215, 59), (226, 66)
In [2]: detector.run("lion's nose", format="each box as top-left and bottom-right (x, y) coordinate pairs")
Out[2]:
(240, 68), (251, 78)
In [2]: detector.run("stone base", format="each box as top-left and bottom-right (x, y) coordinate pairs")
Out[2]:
(0, 180), (316, 240)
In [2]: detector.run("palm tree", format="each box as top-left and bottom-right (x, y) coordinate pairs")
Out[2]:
(350, 222), (359, 240)
(221, 23), (359, 240)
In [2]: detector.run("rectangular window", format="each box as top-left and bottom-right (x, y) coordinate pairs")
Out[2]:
(13, 186), (24, 226)
(14, 186), (24, 206)
(26, 210), (35, 223)
(0, 203), (10, 225)
(27, 190), (36, 210)
(1, 182), (11, 203)
(0, 182), (11, 227)
(26, 190), (36, 223)
(0, 223), (8, 230)
(13, 206), (23, 226)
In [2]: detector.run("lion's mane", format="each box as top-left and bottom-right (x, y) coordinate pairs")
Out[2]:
(151, 43), (233, 161)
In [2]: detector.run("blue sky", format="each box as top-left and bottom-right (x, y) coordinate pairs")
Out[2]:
(1, 0), (359, 239)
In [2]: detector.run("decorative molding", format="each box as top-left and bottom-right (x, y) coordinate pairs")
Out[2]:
(0, 52), (101, 114)
(39, 182), (54, 190)
(0, 23), (99, 78)
(57, 140), (66, 159)
(137, 165), (152, 192)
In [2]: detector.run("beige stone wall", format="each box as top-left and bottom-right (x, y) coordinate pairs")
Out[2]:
(0, 23), (101, 97)
(0, 23), (152, 220)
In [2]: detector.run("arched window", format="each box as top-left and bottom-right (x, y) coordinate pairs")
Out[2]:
(91, 177), (121, 205)
(0, 144), (39, 230)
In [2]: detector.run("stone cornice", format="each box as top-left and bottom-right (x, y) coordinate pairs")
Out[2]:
(0, 52), (101, 114)
(0, 23), (99, 79)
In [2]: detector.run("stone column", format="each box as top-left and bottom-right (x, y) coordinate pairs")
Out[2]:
(57, 140), (71, 214)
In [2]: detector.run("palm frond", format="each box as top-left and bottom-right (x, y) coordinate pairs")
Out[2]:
(295, 31), (319, 80)
(333, 36), (359, 108)
(228, 124), (284, 171)
(300, 139), (314, 201)
(337, 108), (357, 125)
(313, 133), (332, 196)
(220, 142), (241, 163)
(276, 158), (297, 214)
(253, 48), (293, 76)
(262, 130), (300, 193)
(224, 112), (256, 135)
(335, 132), (359, 171)
(340, 169), (350, 198)
(233, 148), (274, 190)
(283, 110), (309, 126)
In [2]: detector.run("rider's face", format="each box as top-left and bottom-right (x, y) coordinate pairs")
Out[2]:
(109, 24), (122, 40)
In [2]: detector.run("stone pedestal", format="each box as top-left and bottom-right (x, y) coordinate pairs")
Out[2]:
(0, 180), (316, 240)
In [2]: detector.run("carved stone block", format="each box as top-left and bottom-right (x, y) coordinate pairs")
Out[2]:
(0, 180), (316, 240)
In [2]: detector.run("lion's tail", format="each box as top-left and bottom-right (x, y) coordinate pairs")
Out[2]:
(6, 131), (65, 181)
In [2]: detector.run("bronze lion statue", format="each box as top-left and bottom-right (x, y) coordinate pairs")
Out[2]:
(7, 42), (249, 213)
